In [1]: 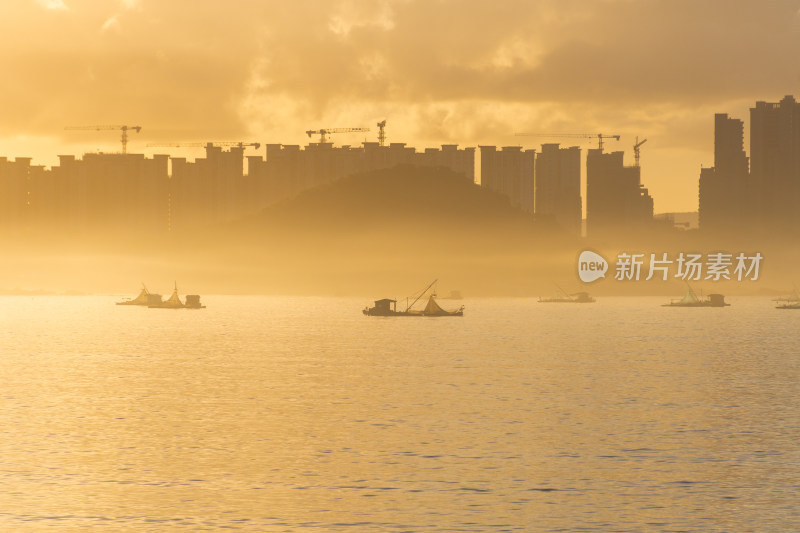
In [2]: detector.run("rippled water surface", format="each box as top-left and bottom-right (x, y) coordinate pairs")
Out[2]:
(1, 296), (799, 531)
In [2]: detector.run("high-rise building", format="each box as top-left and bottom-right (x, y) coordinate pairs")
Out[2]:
(40, 152), (169, 231)
(2, 140), (478, 232)
(698, 113), (750, 233)
(479, 146), (535, 213)
(418, 144), (476, 183)
(750, 95), (800, 232)
(0, 157), (32, 227)
(169, 144), (245, 229)
(586, 149), (653, 236)
(534, 143), (581, 233)
(248, 142), (475, 206)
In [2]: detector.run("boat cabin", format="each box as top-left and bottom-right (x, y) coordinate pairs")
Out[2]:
(371, 298), (396, 314)
(185, 294), (205, 309)
(707, 294), (727, 307)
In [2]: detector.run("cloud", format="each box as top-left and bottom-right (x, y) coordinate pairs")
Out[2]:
(7, 0), (800, 142)
(3, 0), (800, 211)
(246, 0), (800, 109)
(101, 15), (120, 32)
(1, 2), (262, 142)
(233, 0), (800, 155)
(328, 0), (395, 36)
(35, 0), (67, 10)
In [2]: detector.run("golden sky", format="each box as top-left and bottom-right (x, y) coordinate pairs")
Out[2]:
(2, 0), (799, 212)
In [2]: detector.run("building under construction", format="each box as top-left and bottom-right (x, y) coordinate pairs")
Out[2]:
(1, 152), (169, 233)
(535, 143), (582, 234)
(477, 131), (656, 236)
(0, 139), (476, 233)
(245, 140), (475, 207)
(0, 123), (663, 238)
(586, 149), (654, 237)
(479, 146), (536, 215)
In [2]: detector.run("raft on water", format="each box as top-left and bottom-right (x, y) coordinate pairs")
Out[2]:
(116, 284), (154, 306)
(118, 283), (205, 309)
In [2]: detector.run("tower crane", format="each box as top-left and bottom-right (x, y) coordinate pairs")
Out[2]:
(377, 120), (387, 146)
(146, 141), (261, 150)
(514, 132), (621, 152)
(633, 137), (648, 167)
(64, 125), (142, 154)
(305, 127), (369, 144)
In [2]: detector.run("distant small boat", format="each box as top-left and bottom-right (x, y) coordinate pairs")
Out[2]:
(116, 284), (155, 306)
(145, 283), (205, 309)
(148, 283), (185, 309)
(539, 284), (595, 303)
(773, 290), (800, 303)
(363, 280), (464, 317)
(774, 286), (800, 308)
(663, 286), (729, 307)
(438, 290), (463, 300)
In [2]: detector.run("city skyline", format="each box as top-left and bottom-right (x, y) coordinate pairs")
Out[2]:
(2, 0), (800, 213)
(700, 94), (800, 235)
(3, 87), (797, 237)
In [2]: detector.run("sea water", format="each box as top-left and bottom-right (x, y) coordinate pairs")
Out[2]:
(1, 296), (798, 531)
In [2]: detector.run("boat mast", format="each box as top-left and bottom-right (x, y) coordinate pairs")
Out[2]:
(554, 283), (570, 300)
(686, 281), (699, 301)
(405, 279), (438, 312)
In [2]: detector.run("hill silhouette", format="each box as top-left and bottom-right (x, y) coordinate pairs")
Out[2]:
(258, 164), (534, 231)
(195, 164), (582, 295)
(231, 164), (576, 254)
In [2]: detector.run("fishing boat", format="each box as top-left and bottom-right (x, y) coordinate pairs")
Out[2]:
(147, 283), (206, 309)
(363, 280), (464, 317)
(663, 285), (729, 307)
(116, 284), (155, 306)
(774, 286), (800, 308)
(538, 284), (595, 303)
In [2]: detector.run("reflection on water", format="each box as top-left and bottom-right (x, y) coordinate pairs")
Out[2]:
(1, 296), (799, 531)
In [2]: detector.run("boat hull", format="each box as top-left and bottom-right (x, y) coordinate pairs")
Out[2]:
(663, 292), (729, 307)
(363, 309), (463, 317)
(662, 302), (730, 307)
(538, 299), (595, 303)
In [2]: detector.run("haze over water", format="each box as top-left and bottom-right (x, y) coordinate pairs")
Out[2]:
(1, 296), (798, 531)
